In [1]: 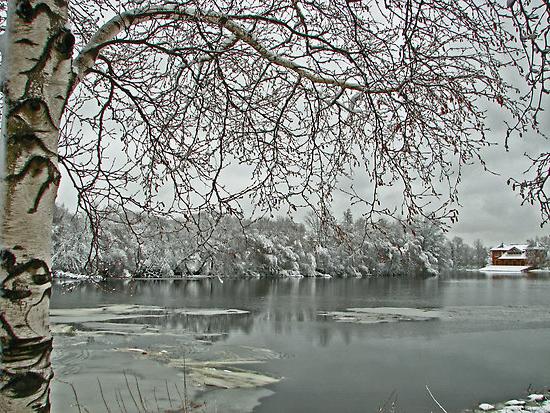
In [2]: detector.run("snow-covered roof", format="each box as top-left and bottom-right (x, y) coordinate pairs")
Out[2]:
(490, 244), (529, 252)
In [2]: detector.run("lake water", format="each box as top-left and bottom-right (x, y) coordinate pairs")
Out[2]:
(50, 271), (550, 413)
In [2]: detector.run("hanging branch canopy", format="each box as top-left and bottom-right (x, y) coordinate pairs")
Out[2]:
(3, 0), (549, 230)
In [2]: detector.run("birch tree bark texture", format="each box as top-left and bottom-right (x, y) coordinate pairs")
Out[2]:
(1, 0), (72, 411)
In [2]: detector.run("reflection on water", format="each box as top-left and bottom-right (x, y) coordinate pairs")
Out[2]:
(51, 272), (550, 413)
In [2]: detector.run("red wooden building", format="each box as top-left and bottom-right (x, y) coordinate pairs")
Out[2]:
(490, 244), (546, 267)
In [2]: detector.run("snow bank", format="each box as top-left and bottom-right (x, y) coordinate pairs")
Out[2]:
(473, 392), (549, 413)
(53, 270), (100, 280)
(479, 265), (531, 273)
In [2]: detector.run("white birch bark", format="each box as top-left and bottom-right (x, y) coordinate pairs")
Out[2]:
(0, 0), (72, 411)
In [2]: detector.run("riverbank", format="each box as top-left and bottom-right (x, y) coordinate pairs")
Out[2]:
(468, 392), (550, 413)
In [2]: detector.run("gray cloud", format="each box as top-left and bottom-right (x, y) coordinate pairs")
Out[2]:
(448, 136), (548, 246)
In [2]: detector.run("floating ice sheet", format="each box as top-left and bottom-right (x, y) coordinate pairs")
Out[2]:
(319, 307), (441, 324)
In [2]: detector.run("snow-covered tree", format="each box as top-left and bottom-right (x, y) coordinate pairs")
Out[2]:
(51, 205), (92, 273)
(1, 0), (548, 409)
(448, 236), (474, 268)
(473, 239), (489, 268)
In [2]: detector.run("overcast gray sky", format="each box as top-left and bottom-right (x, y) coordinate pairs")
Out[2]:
(445, 135), (548, 246)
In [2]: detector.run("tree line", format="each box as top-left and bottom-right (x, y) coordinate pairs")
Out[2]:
(53, 205), (548, 279)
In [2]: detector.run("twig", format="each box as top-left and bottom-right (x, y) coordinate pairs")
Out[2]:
(153, 386), (160, 413)
(114, 387), (125, 413)
(379, 390), (397, 412)
(174, 382), (185, 411)
(183, 354), (189, 413)
(58, 379), (83, 413)
(134, 374), (148, 412)
(117, 388), (128, 413)
(166, 379), (173, 408)
(97, 378), (112, 413)
(123, 371), (142, 413)
(426, 385), (448, 413)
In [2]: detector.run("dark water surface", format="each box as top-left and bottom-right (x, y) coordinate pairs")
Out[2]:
(50, 272), (550, 412)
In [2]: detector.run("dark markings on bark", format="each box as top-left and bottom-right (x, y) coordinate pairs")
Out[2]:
(218, 16), (228, 26)
(1, 250), (52, 300)
(30, 376), (53, 413)
(12, 245), (24, 251)
(27, 98), (42, 111)
(0, 313), (53, 360)
(0, 251), (51, 287)
(31, 161), (61, 214)
(0, 335), (52, 366)
(21, 24), (73, 98)
(15, 0), (33, 22)
(0, 249), (17, 271)
(7, 98), (59, 132)
(8, 133), (57, 158)
(27, 287), (52, 321)
(31, 272), (51, 285)
(15, 38), (39, 46)
(55, 29), (75, 57)
(1, 372), (48, 399)
(15, 1), (56, 24)
(0, 369), (53, 412)
(2, 288), (32, 301)
(6, 155), (53, 181)
(0, 367), (53, 411)
(0, 311), (54, 411)
(5, 155), (61, 213)
(4, 260), (51, 286)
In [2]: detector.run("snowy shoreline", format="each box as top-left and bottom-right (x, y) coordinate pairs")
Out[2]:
(52, 270), (424, 281)
(53, 268), (550, 282)
(467, 392), (550, 413)
(53, 270), (103, 282)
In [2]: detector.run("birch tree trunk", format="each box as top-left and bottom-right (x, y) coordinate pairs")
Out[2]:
(1, 0), (72, 411)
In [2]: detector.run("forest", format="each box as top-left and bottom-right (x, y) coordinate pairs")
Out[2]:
(52, 205), (549, 279)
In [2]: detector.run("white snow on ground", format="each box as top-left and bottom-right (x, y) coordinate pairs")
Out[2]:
(479, 265), (531, 273)
(53, 270), (102, 281)
(474, 395), (549, 413)
(505, 400), (526, 406)
(53, 270), (88, 279)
